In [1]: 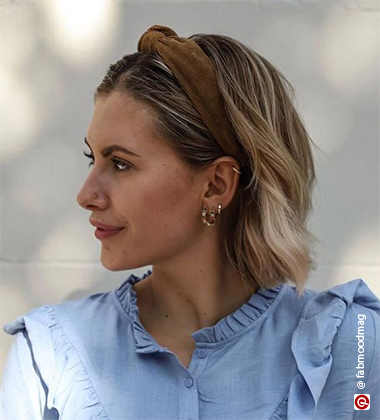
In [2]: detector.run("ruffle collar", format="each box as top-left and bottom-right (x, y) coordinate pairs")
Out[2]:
(115, 269), (285, 353)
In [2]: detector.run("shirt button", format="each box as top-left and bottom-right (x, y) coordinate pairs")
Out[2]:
(198, 349), (207, 358)
(185, 377), (194, 388)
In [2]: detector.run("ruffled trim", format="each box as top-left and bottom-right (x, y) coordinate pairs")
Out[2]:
(288, 278), (380, 420)
(114, 269), (159, 354)
(115, 269), (285, 351)
(191, 284), (284, 343)
(4, 306), (109, 419)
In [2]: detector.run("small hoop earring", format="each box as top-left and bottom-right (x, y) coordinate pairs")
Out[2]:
(232, 166), (241, 174)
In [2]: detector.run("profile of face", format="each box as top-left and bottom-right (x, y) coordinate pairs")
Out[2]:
(76, 91), (206, 271)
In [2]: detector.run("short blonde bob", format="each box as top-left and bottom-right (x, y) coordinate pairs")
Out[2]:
(95, 31), (319, 296)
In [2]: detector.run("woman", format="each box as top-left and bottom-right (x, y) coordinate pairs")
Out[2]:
(1, 25), (379, 420)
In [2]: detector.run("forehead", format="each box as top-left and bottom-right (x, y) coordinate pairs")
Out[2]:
(88, 91), (173, 158)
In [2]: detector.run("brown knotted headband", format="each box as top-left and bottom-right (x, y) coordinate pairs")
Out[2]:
(137, 24), (246, 168)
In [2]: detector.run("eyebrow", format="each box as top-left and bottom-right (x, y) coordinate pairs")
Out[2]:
(84, 137), (141, 158)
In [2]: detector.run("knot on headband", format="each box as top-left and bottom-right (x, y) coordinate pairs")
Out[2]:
(136, 24), (247, 168)
(137, 25), (178, 52)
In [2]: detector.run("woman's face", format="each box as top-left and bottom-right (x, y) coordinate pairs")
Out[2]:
(76, 91), (204, 271)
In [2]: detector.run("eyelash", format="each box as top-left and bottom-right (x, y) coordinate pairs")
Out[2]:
(82, 151), (132, 172)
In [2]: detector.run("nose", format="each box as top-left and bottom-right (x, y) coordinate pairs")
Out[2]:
(76, 176), (107, 211)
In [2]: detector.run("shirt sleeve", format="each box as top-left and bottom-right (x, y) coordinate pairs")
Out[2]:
(288, 278), (380, 420)
(0, 304), (108, 420)
(0, 330), (58, 420)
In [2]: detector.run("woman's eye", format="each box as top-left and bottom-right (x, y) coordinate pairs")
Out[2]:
(110, 158), (132, 172)
(82, 151), (132, 172)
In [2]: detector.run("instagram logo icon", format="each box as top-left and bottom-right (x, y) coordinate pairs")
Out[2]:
(354, 394), (370, 410)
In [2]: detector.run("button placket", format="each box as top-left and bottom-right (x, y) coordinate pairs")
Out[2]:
(179, 374), (199, 420)
(177, 347), (212, 420)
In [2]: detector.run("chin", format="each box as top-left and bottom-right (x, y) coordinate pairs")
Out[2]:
(100, 256), (140, 272)
(101, 262), (123, 272)
(99, 255), (124, 271)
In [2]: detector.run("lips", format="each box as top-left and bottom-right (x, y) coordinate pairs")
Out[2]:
(90, 219), (124, 231)
(90, 219), (125, 241)
(94, 227), (124, 240)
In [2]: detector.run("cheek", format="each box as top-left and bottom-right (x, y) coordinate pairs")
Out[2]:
(139, 179), (199, 228)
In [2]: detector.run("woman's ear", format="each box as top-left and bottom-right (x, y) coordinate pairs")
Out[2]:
(201, 157), (241, 211)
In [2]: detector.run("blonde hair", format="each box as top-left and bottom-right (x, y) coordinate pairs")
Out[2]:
(95, 32), (319, 296)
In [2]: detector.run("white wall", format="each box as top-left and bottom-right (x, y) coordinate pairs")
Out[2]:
(1, 0), (379, 375)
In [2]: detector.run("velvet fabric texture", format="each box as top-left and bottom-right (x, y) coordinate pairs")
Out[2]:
(138, 24), (246, 167)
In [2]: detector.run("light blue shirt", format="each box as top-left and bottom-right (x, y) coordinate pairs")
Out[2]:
(1, 270), (379, 420)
